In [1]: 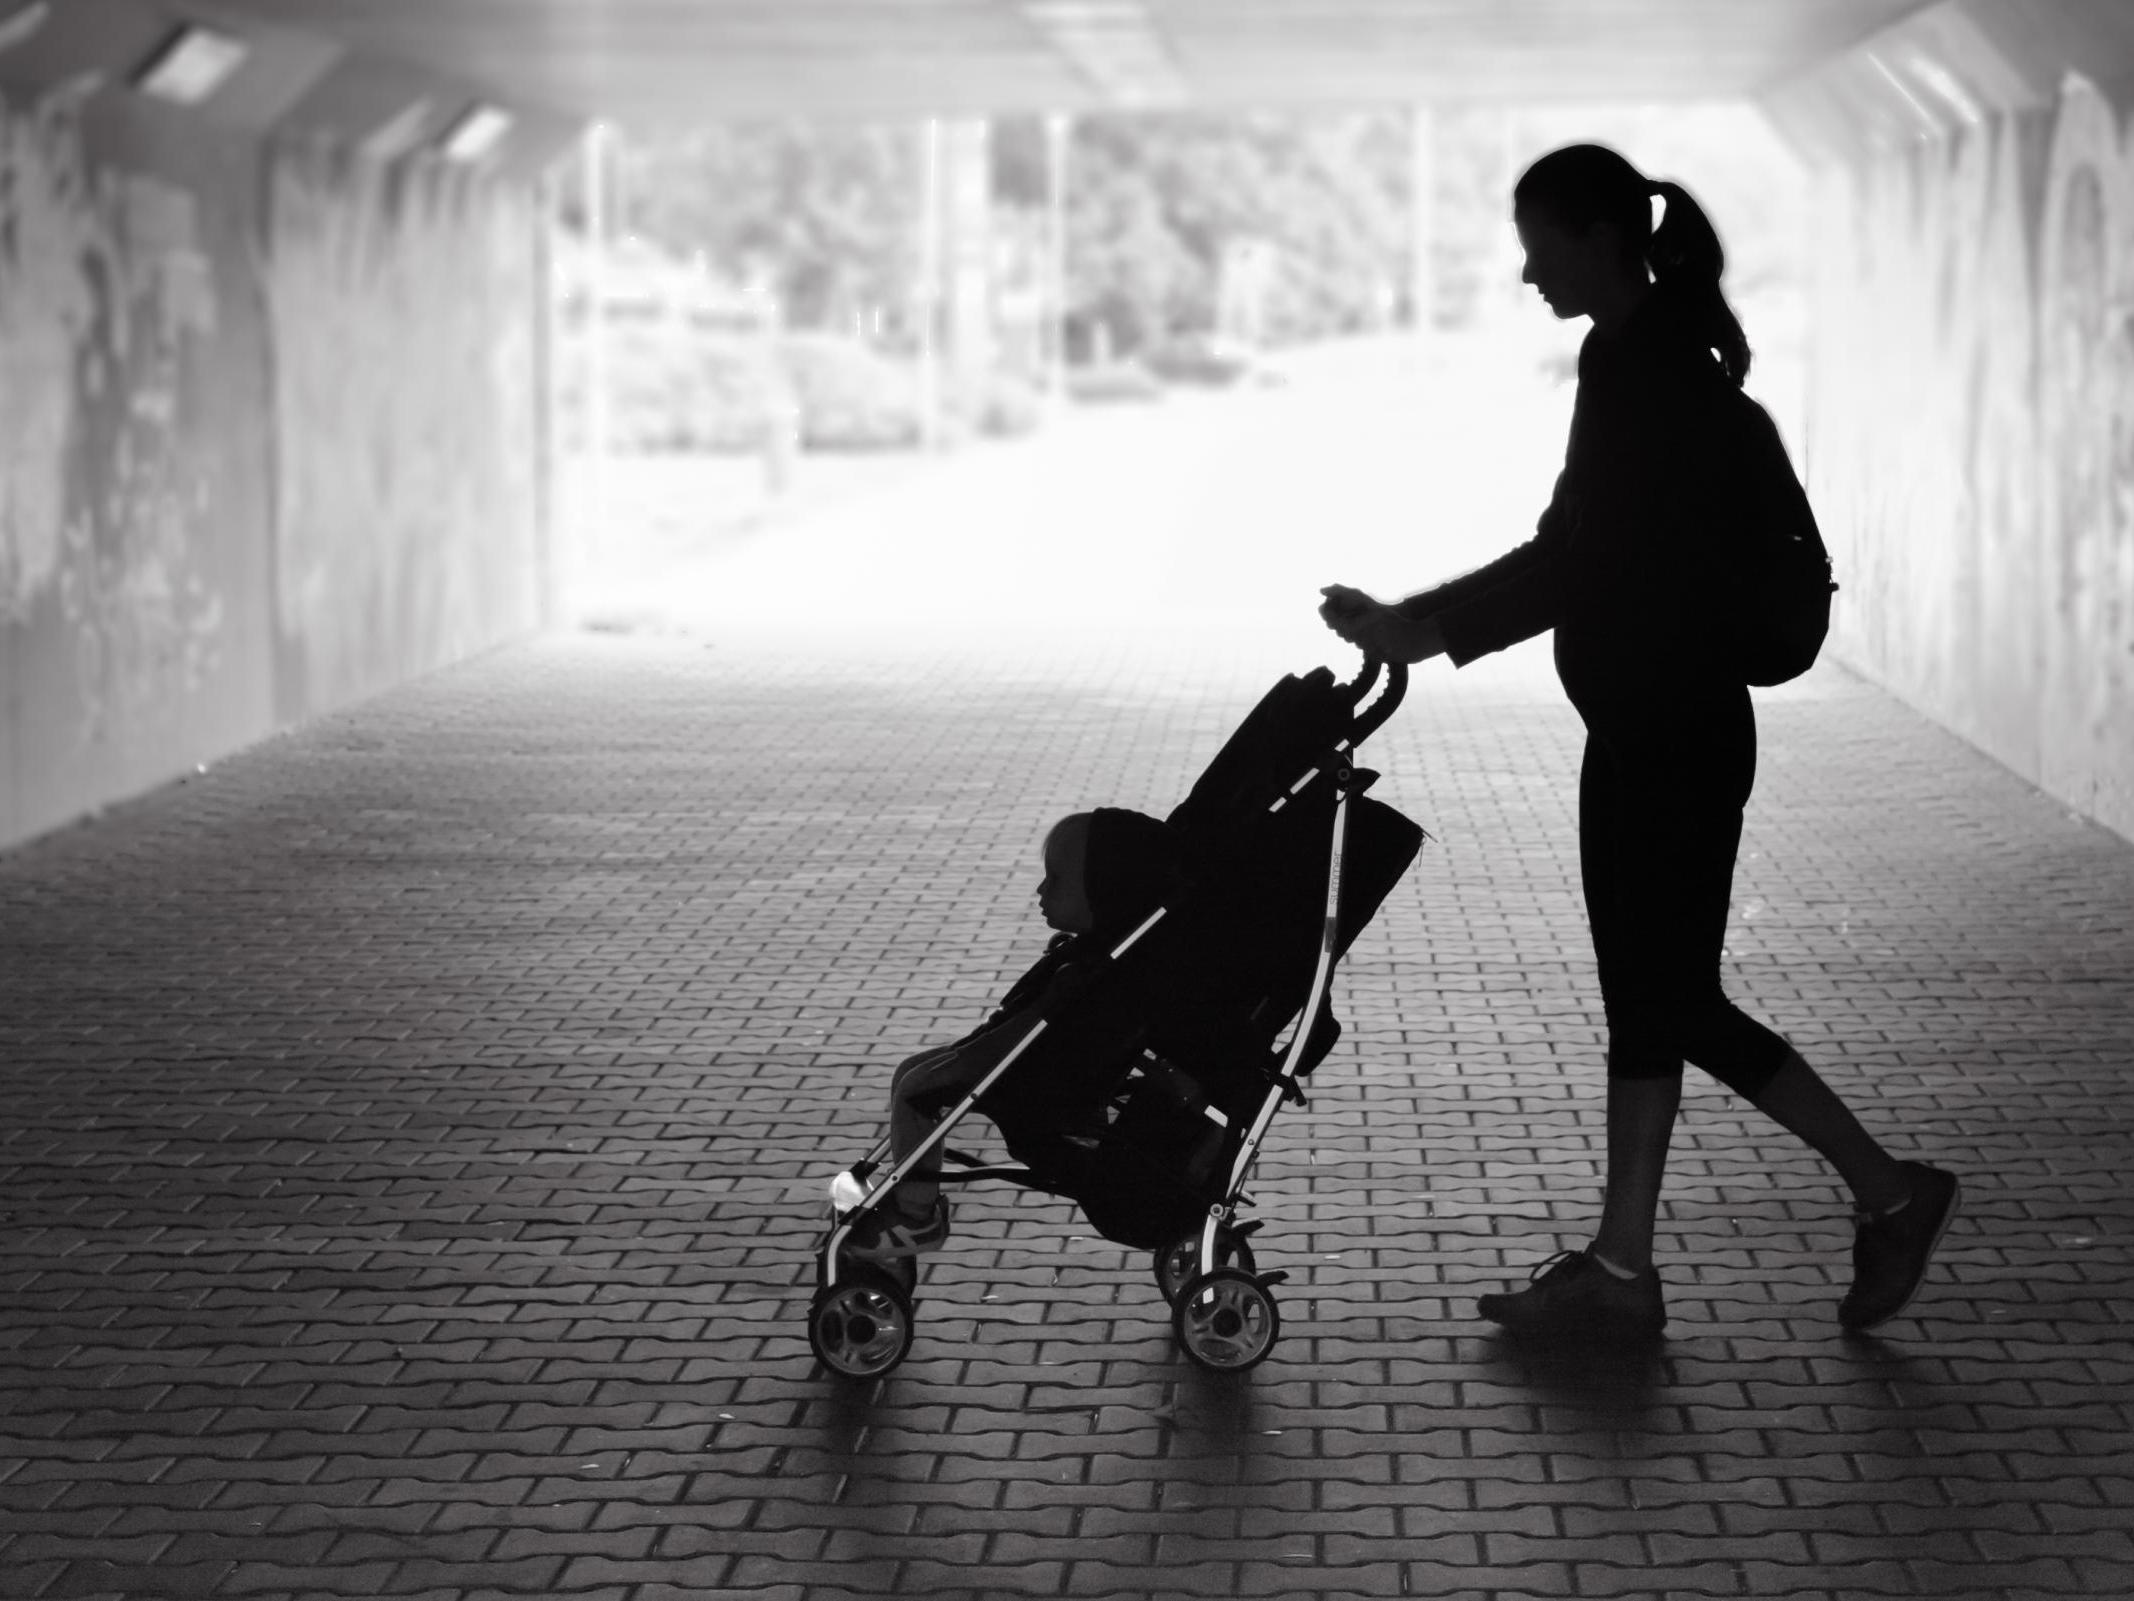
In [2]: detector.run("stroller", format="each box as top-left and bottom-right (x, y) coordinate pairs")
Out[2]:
(807, 656), (1425, 1377)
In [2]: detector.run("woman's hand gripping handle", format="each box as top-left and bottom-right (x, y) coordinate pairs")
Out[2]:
(1318, 585), (1447, 666)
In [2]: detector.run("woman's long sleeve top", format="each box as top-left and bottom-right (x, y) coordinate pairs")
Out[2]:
(1400, 295), (1740, 721)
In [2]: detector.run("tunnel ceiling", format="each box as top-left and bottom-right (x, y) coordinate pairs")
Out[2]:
(200, 0), (1938, 128)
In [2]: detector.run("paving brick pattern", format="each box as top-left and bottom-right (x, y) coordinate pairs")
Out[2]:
(3, 622), (2131, 1601)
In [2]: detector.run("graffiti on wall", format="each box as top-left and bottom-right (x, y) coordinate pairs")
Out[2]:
(0, 105), (92, 618)
(0, 100), (224, 741)
(1810, 73), (2134, 841)
(0, 96), (544, 849)
(2036, 79), (2134, 828)
(263, 145), (539, 715)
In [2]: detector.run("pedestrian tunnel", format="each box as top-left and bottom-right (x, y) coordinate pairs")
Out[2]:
(1, 0), (2130, 850)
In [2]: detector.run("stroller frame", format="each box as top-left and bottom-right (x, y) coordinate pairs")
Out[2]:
(808, 657), (1410, 1378)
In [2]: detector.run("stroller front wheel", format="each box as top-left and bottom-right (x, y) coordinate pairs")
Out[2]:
(1172, 1267), (1280, 1373)
(1154, 1229), (1258, 1307)
(808, 1263), (917, 1379)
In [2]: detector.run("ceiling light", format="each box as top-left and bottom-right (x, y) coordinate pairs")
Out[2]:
(363, 99), (433, 161)
(1023, 0), (1184, 107)
(1025, 1), (1147, 22)
(0, 2), (49, 55)
(1865, 51), (1944, 138)
(134, 25), (248, 106)
(439, 103), (513, 163)
(1901, 52), (1984, 127)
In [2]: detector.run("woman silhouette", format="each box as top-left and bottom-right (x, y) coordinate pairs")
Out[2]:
(1321, 143), (1956, 1338)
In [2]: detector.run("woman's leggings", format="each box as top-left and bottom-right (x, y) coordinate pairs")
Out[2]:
(1578, 684), (1793, 1098)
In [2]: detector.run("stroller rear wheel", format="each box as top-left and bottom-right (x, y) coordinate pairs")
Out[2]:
(1154, 1228), (1258, 1307)
(808, 1263), (916, 1379)
(878, 1254), (919, 1298)
(1172, 1267), (1280, 1373)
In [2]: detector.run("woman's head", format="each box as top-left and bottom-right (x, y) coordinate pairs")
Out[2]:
(1512, 142), (1750, 386)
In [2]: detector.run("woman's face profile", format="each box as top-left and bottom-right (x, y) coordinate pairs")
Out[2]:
(1515, 207), (1618, 322)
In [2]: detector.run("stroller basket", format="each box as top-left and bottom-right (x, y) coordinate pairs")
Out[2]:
(808, 656), (1424, 1378)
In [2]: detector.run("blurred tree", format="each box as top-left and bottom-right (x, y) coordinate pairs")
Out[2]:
(585, 105), (1796, 365)
(599, 111), (1418, 358)
(994, 108), (1412, 359)
(612, 121), (922, 337)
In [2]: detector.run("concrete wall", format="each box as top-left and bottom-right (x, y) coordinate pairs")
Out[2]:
(1777, 11), (2134, 843)
(0, 95), (544, 850)
(264, 143), (541, 722)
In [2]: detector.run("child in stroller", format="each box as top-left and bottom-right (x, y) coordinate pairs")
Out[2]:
(809, 657), (1424, 1379)
(843, 806), (1184, 1260)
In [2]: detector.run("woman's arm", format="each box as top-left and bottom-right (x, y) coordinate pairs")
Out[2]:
(1425, 549), (1559, 665)
(1323, 488), (1569, 667)
(1395, 497), (1562, 621)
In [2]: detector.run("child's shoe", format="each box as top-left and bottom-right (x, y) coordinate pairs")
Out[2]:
(845, 1195), (951, 1260)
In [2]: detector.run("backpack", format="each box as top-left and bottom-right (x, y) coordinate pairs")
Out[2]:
(1720, 390), (1837, 687)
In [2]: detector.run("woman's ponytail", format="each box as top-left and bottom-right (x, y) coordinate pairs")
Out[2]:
(1648, 179), (1751, 387)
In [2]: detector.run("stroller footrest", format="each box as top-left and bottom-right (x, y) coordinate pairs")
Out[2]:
(936, 1161), (1067, 1199)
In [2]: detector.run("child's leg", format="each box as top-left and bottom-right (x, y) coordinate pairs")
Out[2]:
(887, 1044), (982, 1214)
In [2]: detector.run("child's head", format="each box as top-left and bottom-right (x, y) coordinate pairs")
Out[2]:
(1038, 815), (1094, 932)
(1038, 808), (1179, 935)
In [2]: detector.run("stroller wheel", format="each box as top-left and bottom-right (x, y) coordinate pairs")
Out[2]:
(808, 1263), (916, 1379)
(1172, 1267), (1280, 1373)
(1154, 1230), (1258, 1307)
(821, 1221), (918, 1298)
(866, 1252), (919, 1298)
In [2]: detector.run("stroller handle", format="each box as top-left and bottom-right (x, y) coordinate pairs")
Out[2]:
(1343, 653), (1408, 746)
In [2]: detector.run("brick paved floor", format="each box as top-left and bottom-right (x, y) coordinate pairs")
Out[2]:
(2, 617), (2131, 1601)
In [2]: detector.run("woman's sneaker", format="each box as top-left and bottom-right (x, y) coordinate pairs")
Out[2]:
(844, 1195), (951, 1260)
(1477, 1249), (1666, 1340)
(1840, 1162), (1959, 1331)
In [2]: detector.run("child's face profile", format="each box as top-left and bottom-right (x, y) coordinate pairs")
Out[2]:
(1037, 820), (1094, 933)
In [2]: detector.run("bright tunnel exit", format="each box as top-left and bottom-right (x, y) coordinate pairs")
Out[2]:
(553, 100), (1808, 641)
